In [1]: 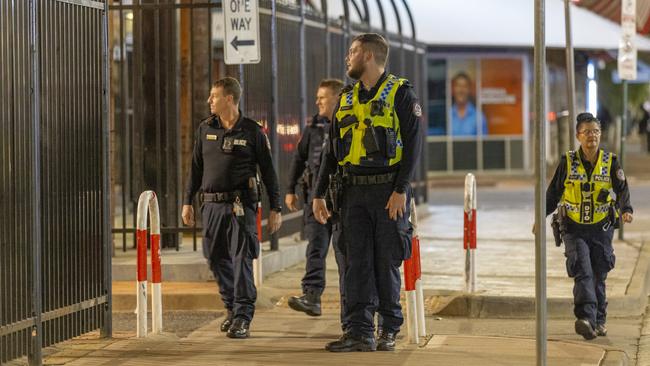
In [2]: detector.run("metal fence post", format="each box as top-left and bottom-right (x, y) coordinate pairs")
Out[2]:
(269, 0), (279, 251)
(299, 0), (307, 130)
(28, 0), (43, 364)
(101, 0), (113, 339)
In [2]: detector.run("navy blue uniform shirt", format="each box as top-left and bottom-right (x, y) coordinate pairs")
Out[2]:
(184, 112), (281, 210)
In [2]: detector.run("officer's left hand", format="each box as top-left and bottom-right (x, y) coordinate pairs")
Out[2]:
(268, 210), (282, 234)
(623, 212), (633, 224)
(385, 191), (407, 221)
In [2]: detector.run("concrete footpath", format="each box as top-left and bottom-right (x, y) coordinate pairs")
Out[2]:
(34, 311), (625, 366)
(27, 152), (650, 365)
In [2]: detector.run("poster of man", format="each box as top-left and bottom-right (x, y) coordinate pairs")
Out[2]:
(449, 60), (488, 136)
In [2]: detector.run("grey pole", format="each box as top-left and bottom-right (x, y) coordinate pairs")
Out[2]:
(299, 0), (307, 130)
(28, 0), (43, 364)
(322, 0), (331, 77)
(534, 0), (548, 365)
(564, 0), (576, 147)
(239, 64), (245, 112)
(270, 0), (280, 251)
(100, 0), (113, 339)
(619, 80), (628, 240)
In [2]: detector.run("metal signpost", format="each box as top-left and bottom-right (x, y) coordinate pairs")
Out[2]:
(618, 0), (637, 240)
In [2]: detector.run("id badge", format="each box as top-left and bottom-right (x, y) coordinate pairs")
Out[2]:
(233, 197), (245, 217)
(222, 137), (234, 153)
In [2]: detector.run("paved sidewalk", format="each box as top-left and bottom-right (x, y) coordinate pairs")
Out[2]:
(38, 310), (622, 366)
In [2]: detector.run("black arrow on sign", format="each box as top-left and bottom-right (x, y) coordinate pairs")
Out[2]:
(231, 36), (255, 51)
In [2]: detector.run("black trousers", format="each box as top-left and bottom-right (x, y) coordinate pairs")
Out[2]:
(201, 202), (259, 322)
(563, 224), (615, 327)
(300, 204), (347, 328)
(339, 183), (412, 337)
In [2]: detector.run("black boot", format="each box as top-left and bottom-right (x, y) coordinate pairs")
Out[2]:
(574, 319), (597, 340)
(227, 318), (250, 339)
(325, 333), (376, 352)
(288, 292), (321, 316)
(220, 310), (234, 332)
(376, 329), (397, 351)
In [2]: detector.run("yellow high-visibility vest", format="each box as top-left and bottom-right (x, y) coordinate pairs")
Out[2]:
(334, 74), (406, 167)
(561, 149), (615, 224)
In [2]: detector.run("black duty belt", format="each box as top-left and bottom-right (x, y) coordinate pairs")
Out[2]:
(345, 172), (396, 186)
(200, 190), (243, 203)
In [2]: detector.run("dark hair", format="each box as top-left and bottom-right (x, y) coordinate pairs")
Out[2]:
(212, 77), (242, 104)
(575, 112), (601, 131)
(451, 72), (472, 85)
(318, 78), (344, 94)
(352, 33), (389, 66)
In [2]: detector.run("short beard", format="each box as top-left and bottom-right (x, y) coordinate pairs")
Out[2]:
(347, 64), (364, 80)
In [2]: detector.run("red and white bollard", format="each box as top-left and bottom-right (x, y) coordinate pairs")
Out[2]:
(253, 201), (263, 287)
(136, 190), (163, 337)
(404, 198), (426, 344)
(464, 173), (477, 293)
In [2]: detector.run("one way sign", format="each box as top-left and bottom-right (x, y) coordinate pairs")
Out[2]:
(224, 0), (261, 64)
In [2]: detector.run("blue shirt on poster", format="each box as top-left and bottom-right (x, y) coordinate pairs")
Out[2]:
(451, 102), (488, 136)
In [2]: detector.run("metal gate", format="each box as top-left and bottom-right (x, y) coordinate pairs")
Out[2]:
(0, 1), (111, 365)
(109, 0), (428, 253)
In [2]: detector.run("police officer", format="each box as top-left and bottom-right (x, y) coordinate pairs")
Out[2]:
(285, 79), (346, 317)
(313, 33), (422, 352)
(182, 77), (282, 339)
(543, 112), (633, 340)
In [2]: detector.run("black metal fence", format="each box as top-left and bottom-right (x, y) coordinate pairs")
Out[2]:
(109, 0), (428, 253)
(0, 1), (110, 365)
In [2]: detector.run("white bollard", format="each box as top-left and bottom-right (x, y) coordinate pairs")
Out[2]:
(136, 190), (163, 337)
(404, 198), (426, 344)
(463, 174), (477, 293)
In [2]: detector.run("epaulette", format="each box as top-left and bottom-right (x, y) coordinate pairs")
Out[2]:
(340, 84), (354, 95)
(255, 119), (264, 128)
(199, 115), (214, 125)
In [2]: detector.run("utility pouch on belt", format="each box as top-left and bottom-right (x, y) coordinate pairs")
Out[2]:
(248, 176), (260, 203)
(362, 119), (380, 154)
(609, 205), (620, 229)
(551, 214), (562, 247)
(385, 127), (397, 158)
(328, 172), (342, 214)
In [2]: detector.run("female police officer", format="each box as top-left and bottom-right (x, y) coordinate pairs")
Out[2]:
(544, 112), (633, 340)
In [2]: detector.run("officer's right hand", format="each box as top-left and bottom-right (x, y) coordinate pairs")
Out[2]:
(312, 198), (330, 225)
(182, 205), (195, 226)
(285, 194), (299, 212)
(531, 223), (537, 235)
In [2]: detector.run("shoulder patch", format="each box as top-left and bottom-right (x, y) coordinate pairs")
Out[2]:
(255, 119), (264, 127)
(413, 103), (422, 117)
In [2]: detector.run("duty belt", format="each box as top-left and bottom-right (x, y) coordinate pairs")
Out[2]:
(200, 190), (243, 203)
(345, 172), (396, 186)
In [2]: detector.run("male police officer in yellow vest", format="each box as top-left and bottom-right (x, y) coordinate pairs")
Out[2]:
(313, 33), (422, 352)
(544, 112), (633, 340)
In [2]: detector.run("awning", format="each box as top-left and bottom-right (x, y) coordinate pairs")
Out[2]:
(410, 0), (650, 51)
(575, 0), (650, 34)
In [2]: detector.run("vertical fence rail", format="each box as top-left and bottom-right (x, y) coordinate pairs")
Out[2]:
(0, 1), (109, 364)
